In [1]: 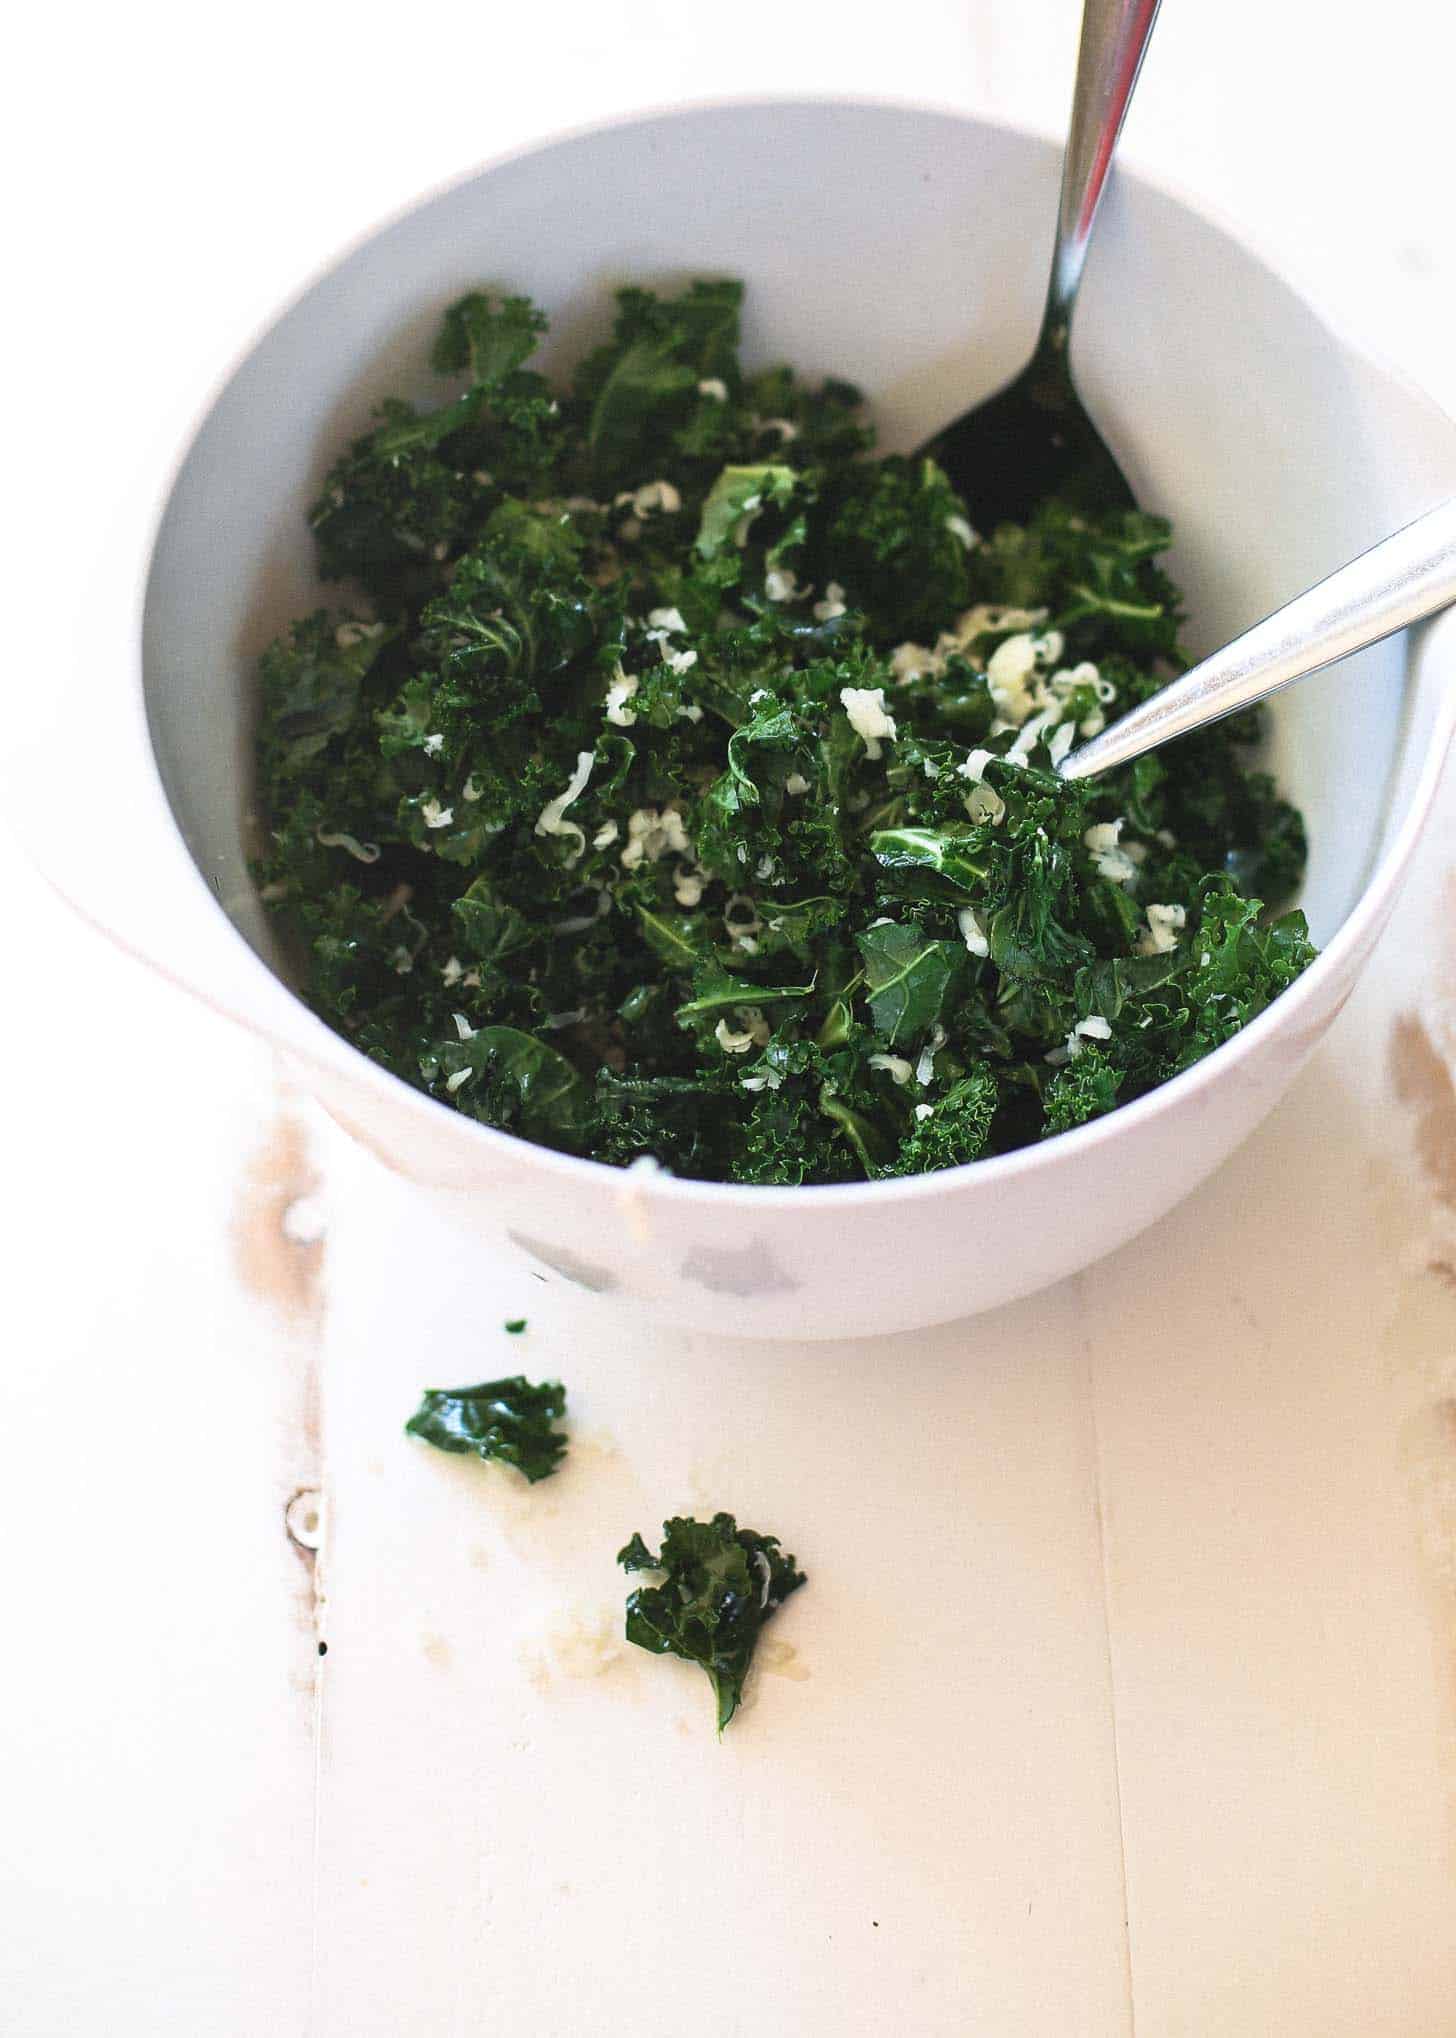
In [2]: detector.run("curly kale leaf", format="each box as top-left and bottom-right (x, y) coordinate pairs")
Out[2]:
(576, 280), (743, 488)
(406, 1374), (567, 1482)
(986, 832), (1094, 984)
(817, 1083), (896, 1175)
(728, 1079), (857, 1185)
(417, 500), (601, 710)
(422, 1026), (592, 1149)
(818, 455), (972, 641)
(886, 1066), (999, 1175)
(1071, 882), (1317, 1070)
(970, 501), (1183, 659)
(255, 277), (1318, 1184)
(257, 612), (395, 779)
(309, 291), (561, 602)
(1043, 1045), (1121, 1135)
(1171, 887), (1317, 1067)
(691, 694), (809, 877)
(431, 291), (547, 385)
(618, 1512), (806, 1731)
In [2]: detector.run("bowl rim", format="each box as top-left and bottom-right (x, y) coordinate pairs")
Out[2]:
(138, 90), (1456, 1210)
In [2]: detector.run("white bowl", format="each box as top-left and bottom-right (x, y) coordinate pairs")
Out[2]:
(71, 101), (1456, 1335)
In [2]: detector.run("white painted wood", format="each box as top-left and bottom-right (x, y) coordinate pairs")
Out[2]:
(0, 861), (317, 2034)
(9, 1), (1456, 2030)
(1084, 785), (1456, 2037)
(311, 1148), (1133, 2034)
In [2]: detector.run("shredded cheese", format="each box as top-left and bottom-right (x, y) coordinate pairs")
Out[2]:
(334, 619), (384, 650)
(1138, 901), (1187, 955)
(840, 686), (898, 760)
(890, 642), (935, 683)
(1083, 819), (1138, 886)
(765, 566), (810, 603)
(620, 807), (692, 870)
(1060, 1014), (1112, 1061)
(604, 669), (639, 726)
(534, 750), (595, 866)
(315, 828), (380, 864)
(616, 480), (681, 517)
(715, 1010), (770, 1054)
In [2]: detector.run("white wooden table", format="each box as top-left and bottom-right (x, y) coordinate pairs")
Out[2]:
(8, 6), (1456, 2031)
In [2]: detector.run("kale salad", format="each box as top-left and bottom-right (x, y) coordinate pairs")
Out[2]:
(253, 280), (1316, 1185)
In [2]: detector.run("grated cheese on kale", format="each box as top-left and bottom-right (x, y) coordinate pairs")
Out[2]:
(253, 280), (1315, 1185)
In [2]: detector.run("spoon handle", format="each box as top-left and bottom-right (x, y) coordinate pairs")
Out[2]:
(1044, 0), (1164, 341)
(1061, 497), (1456, 781)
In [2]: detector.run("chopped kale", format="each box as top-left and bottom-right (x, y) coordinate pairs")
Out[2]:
(254, 280), (1317, 1184)
(405, 1375), (566, 1482)
(618, 1513), (806, 1731)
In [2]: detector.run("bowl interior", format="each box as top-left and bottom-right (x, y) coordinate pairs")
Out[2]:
(143, 100), (1446, 1004)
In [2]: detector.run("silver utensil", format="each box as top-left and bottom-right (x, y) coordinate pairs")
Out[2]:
(1060, 497), (1456, 779)
(924, 0), (1163, 522)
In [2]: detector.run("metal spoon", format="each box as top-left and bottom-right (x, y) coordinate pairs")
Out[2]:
(923, 0), (1163, 522)
(1060, 497), (1456, 779)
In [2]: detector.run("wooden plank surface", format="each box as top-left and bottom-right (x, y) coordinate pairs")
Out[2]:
(311, 1148), (1133, 2036)
(1086, 796), (1456, 2037)
(0, 862), (318, 2036)
(8, 4), (1456, 2031)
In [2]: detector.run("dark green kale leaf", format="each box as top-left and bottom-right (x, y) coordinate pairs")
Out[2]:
(857, 921), (965, 1045)
(985, 832), (1092, 984)
(309, 408), (488, 603)
(885, 1066), (999, 1174)
(968, 501), (1183, 660)
(421, 1026), (592, 1150)
(411, 500), (603, 735)
(868, 824), (991, 898)
(309, 289), (561, 603)
(618, 1513), (806, 1731)
(1169, 886), (1317, 1068)
(576, 280), (743, 489)
(257, 612), (395, 779)
(1042, 1044), (1121, 1134)
(674, 964), (817, 1036)
(817, 1083), (896, 1175)
(817, 455), (973, 641)
(729, 1078), (857, 1185)
(431, 292), (548, 385)
(450, 879), (533, 967)
(406, 1374), (567, 1482)
(254, 277), (1318, 1186)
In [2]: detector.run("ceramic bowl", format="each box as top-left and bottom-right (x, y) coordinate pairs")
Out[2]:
(65, 101), (1456, 1335)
